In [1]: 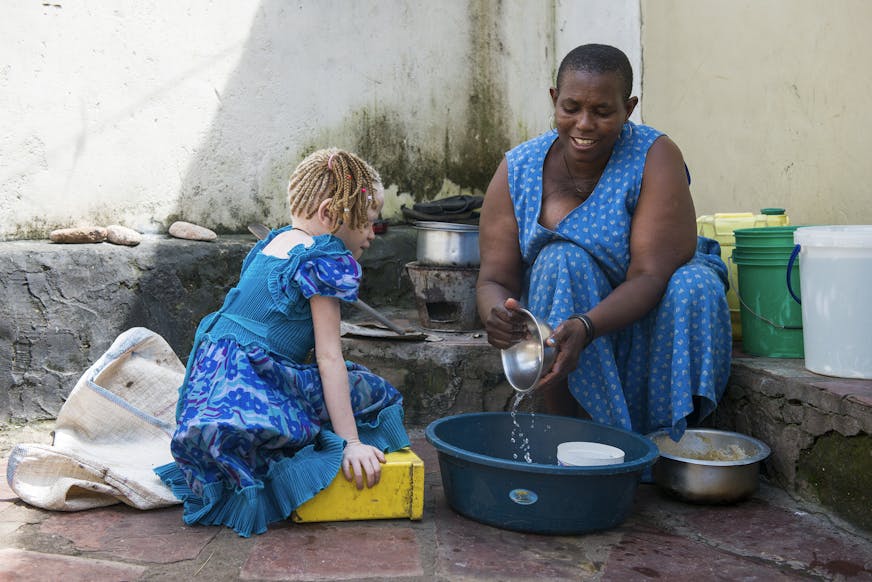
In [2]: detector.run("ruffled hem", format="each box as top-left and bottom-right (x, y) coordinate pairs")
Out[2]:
(155, 404), (409, 537)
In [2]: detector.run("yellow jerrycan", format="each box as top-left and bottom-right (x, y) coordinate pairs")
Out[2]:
(696, 208), (790, 340)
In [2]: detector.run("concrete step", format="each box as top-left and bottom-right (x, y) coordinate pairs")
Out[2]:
(341, 307), (509, 428)
(0, 229), (419, 422)
(714, 351), (872, 534)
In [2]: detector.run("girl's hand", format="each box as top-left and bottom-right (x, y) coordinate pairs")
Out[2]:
(342, 440), (386, 490)
(484, 297), (527, 349)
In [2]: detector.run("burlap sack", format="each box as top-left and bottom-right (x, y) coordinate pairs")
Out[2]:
(7, 328), (183, 510)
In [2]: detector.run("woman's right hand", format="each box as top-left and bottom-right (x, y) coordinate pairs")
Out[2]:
(342, 440), (386, 490)
(484, 297), (528, 349)
(536, 316), (589, 392)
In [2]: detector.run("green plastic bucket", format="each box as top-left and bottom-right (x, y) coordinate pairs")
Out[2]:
(734, 226), (800, 246)
(732, 227), (804, 358)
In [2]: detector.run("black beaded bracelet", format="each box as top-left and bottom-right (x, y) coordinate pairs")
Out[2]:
(569, 313), (596, 347)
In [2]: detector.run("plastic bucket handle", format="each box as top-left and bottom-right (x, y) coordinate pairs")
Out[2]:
(728, 254), (803, 330)
(787, 244), (801, 304)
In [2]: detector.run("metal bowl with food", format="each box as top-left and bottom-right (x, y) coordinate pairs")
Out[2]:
(646, 428), (771, 504)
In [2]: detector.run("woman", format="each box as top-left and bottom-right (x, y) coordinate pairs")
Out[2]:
(476, 44), (731, 438)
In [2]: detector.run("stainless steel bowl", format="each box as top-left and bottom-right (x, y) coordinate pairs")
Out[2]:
(500, 309), (556, 393)
(413, 221), (479, 266)
(647, 428), (771, 504)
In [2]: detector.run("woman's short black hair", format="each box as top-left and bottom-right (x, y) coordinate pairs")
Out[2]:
(556, 44), (634, 101)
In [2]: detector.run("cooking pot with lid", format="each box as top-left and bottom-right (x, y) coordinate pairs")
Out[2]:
(413, 221), (480, 266)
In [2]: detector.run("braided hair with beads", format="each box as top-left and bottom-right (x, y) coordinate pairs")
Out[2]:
(287, 148), (382, 233)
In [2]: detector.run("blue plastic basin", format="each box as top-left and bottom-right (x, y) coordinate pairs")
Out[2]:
(425, 412), (659, 534)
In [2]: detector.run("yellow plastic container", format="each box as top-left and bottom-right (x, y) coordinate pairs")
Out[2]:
(291, 448), (424, 523)
(696, 209), (790, 340)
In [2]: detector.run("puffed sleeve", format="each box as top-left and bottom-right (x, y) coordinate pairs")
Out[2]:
(267, 254), (362, 320)
(267, 237), (363, 314)
(294, 253), (362, 300)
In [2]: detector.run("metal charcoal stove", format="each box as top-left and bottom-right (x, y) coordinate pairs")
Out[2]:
(405, 261), (481, 331)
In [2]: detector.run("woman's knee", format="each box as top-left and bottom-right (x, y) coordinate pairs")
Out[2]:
(663, 262), (727, 306)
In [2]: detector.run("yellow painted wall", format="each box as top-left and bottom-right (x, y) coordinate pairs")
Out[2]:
(641, 0), (872, 225)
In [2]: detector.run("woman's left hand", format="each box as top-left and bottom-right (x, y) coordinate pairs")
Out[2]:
(535, 317), (590, 392)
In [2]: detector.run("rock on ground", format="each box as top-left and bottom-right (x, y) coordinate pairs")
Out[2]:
(49, 227), (108, 244)
(106, 225), (142, 246)
(168, 221), (217, 241)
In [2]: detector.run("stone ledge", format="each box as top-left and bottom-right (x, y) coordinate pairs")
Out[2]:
(1, 236), (250, 421)
(340, 308), (509, 427)
(0, 229), (416, 422)
(715, 354), (872, 533)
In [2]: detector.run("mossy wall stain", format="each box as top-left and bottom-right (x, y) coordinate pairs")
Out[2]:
(8, 218), (52, 241)
(253, 0), (519, 226)
(5, 1), (515, 239)
(445, 0), (512, 190)
(796, 432), (872, 532)
(301, 0), (511, 209)
(353, 110), (445, 200)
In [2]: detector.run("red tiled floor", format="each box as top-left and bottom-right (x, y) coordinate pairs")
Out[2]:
(1, 427), (871, 580)
(680, 498), (872, 580)
(433, 491), (615, 580)
(40, 504), (217, 563)
(241, 522), (424, 581)
(0, 548), (146, 581)
(600, 525), (805, 581)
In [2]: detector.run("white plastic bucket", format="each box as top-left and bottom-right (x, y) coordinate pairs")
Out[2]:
(793, 226), (872, 379)
(556, 442), (625, 466)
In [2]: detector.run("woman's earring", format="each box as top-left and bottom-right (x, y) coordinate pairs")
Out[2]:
(549, 115), (557, 132)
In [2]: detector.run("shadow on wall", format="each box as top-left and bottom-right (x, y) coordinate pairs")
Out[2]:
(168, 0), (512, 233)
(122, 0), (512, 357)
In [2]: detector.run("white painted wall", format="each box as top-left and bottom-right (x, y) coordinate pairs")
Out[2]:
(1, 3), (263, 237)
(0, 1), (640, 240)
(15, 1), (865, 238)
(641, 0), (872, 225)
(555, 0), (642, 123)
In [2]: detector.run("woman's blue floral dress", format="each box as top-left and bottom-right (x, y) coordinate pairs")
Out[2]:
(506, 123), (732, 438)
(154, 227), (408, 537)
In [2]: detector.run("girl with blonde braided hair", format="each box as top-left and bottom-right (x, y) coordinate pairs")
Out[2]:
(156, 148), (408, 537)
(288, 147), (382, 235)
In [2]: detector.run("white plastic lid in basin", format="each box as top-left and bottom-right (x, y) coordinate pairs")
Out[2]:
(557, 442), (625, 466)
(794, 225), (872, 248)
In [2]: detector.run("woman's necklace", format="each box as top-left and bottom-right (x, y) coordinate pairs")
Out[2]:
(562, 150), (585, 194)
(292, 226), (314, 236)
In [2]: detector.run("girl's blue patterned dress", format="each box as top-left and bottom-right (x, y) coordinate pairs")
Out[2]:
(154, 228), (408, 537)
(506, 122), (732, 439)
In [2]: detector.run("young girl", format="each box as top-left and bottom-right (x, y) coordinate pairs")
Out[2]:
(155, 148), (409, 537)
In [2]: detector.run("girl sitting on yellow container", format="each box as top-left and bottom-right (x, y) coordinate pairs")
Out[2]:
(155, 148), (409, 537)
